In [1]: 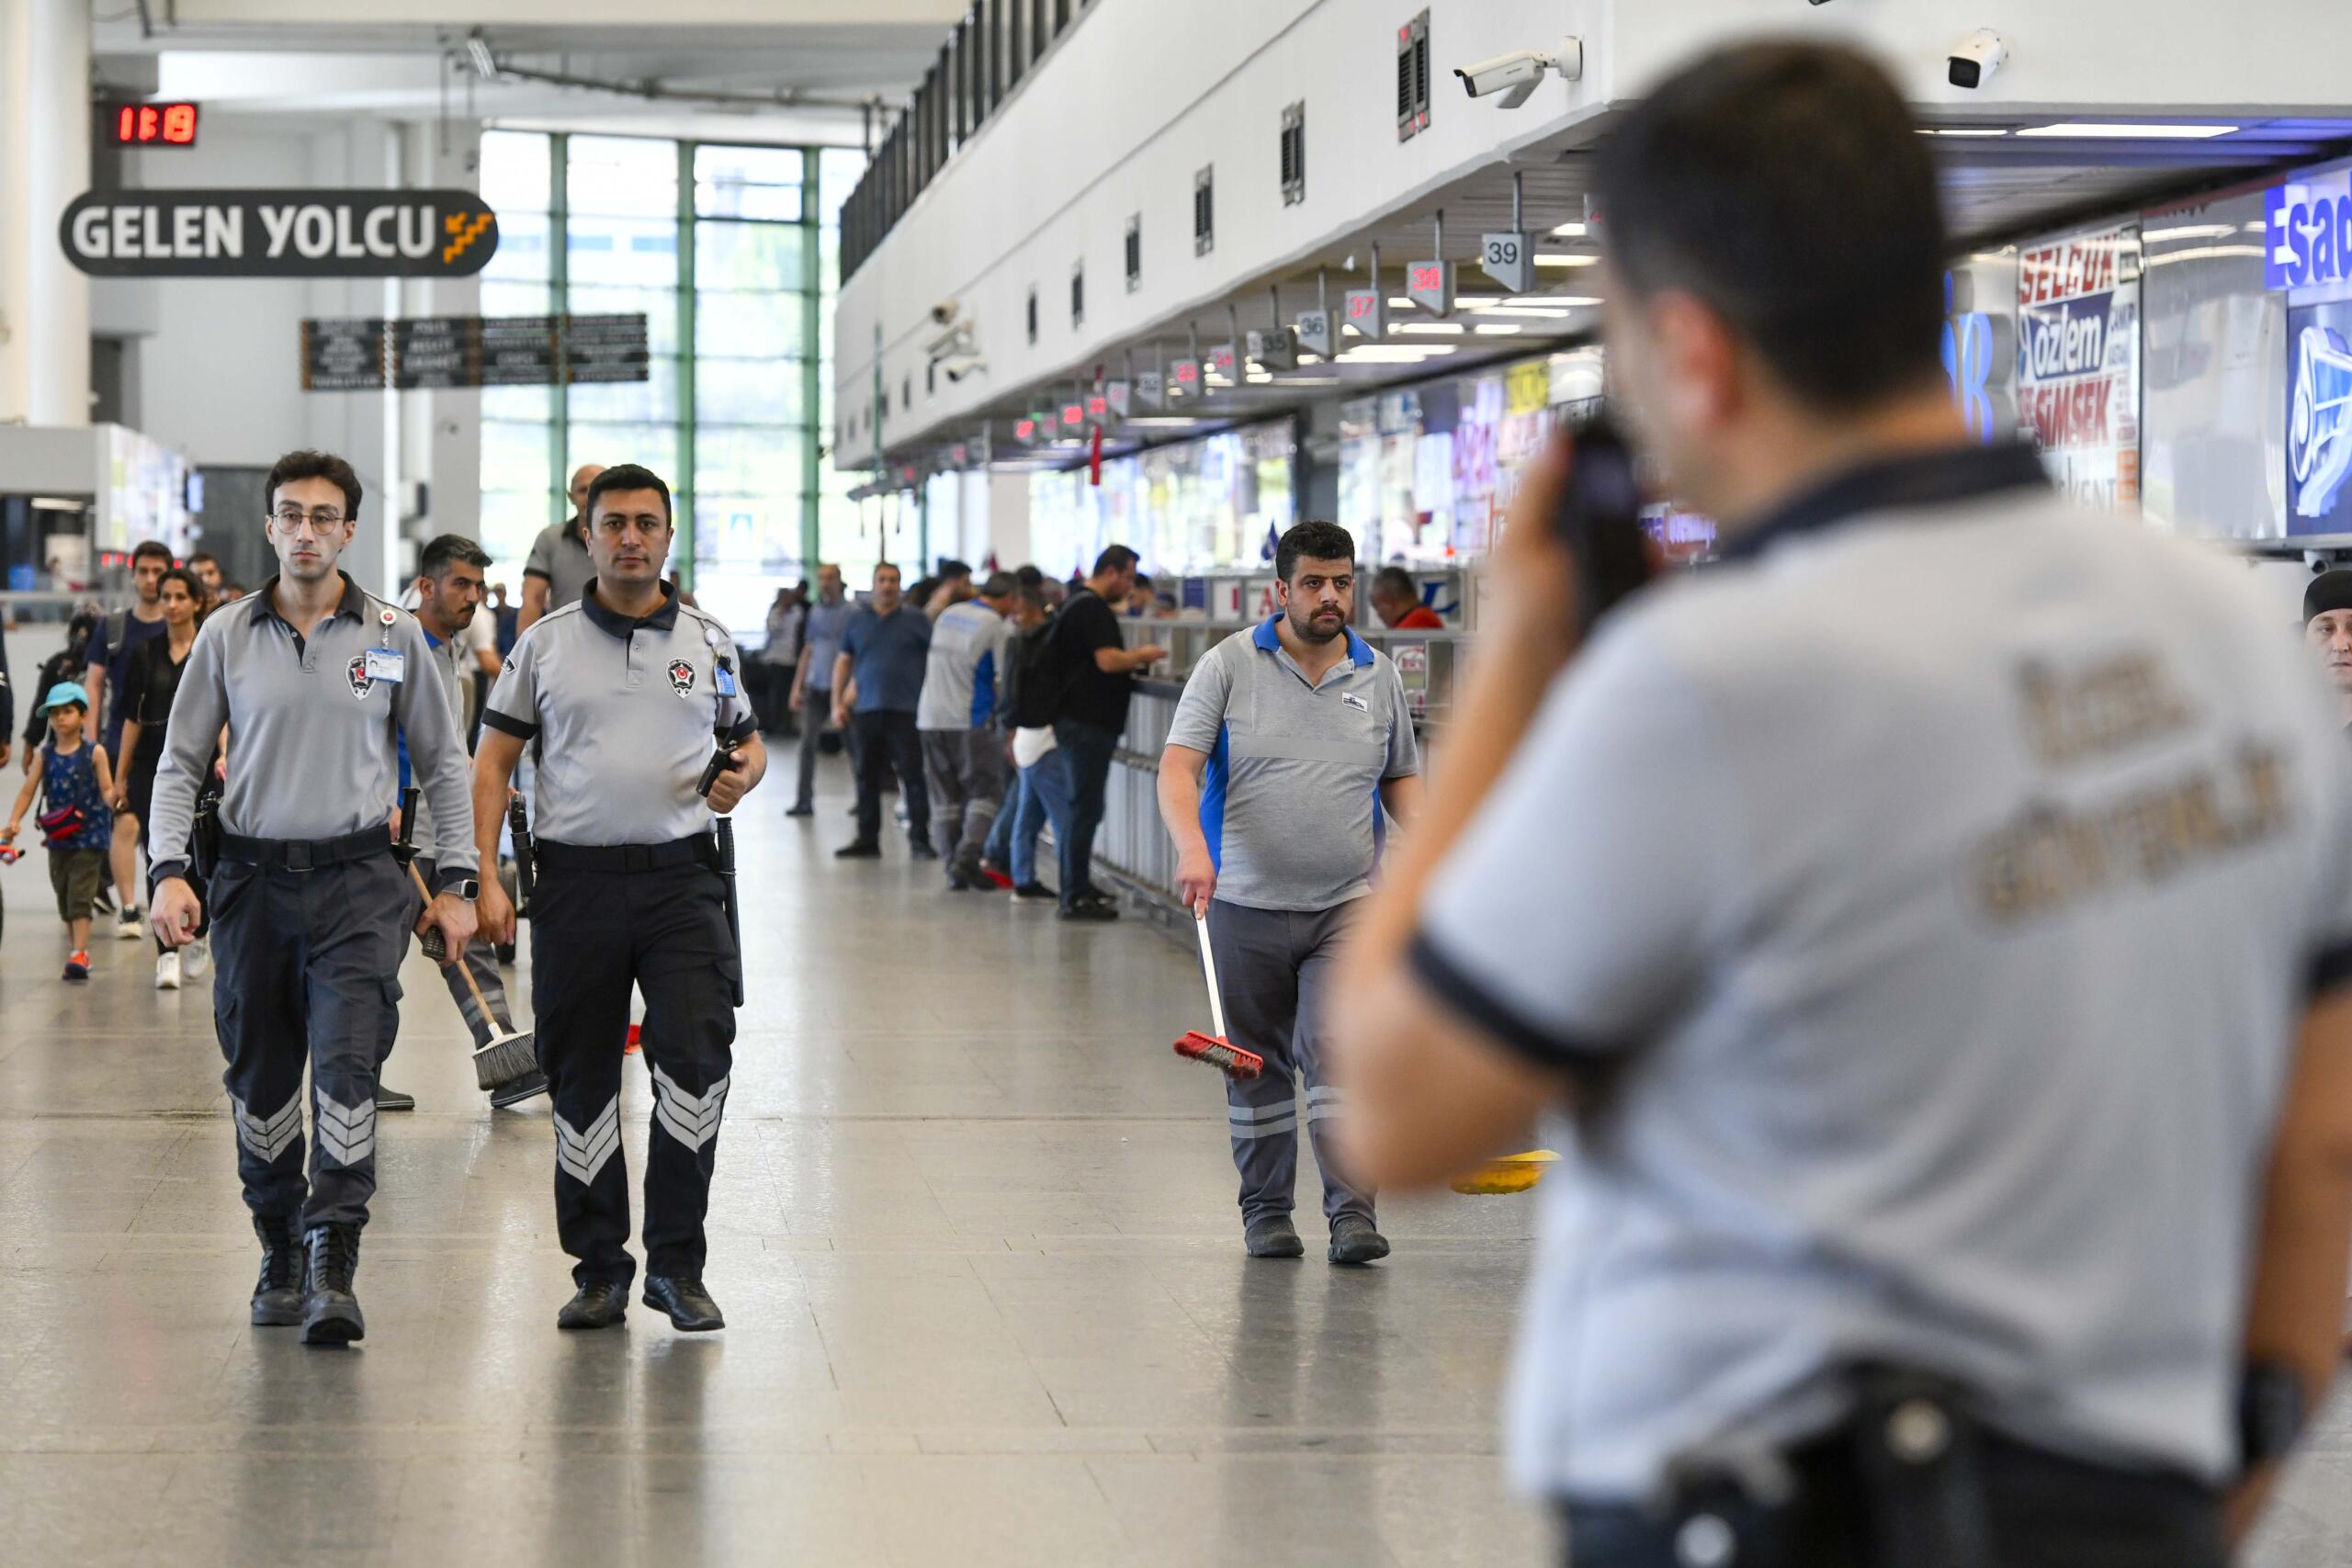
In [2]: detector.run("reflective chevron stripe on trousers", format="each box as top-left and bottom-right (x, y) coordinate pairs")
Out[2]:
(209, 852), (408, 1230)
(530, 849), (739, 1289)
(1204, 898), (1375, 1228)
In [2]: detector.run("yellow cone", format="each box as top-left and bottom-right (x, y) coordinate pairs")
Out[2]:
(1450, 1149), (1560, 1196)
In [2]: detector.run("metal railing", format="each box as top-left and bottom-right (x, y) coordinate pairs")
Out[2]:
(842, 0), (1096, 282)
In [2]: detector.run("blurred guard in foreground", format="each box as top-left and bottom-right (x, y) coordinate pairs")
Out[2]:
(1332, 41), (2352, 1567)
(475, 463), (764, 1335)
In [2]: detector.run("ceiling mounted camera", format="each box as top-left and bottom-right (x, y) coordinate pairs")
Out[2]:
(1948, 29), (2008, 89)
(1455, 38), (1583, 110)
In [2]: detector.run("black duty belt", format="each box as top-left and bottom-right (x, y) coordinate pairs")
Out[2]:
(534, 835), (718, 875)
(220, 825), (392, 872)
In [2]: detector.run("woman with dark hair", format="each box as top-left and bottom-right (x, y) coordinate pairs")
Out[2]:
(23, 610), (97, 770)
(112, 567), (213, 988)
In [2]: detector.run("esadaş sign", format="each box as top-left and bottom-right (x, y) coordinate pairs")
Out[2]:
(2267, 169), (2352, 293)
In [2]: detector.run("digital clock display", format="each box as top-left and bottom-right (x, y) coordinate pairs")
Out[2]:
(112, 103), (198, 147)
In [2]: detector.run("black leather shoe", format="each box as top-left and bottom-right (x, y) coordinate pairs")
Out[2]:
(641, 1275), (725, 1331)
(374, 1085), (416, 1112)
(834, 840), (882, 860)
(909, 840), (940, 862)
(301, 1224), (365, 1345)
(490, 1068), (550, 1110)
(557, 1280), (630, 1331)
(785, 803), (815, 818)
(251, 1214), (304, 1326)
(1328, 1215), (1391, 1266)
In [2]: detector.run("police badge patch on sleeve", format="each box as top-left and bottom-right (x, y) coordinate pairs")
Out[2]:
(667, 659), (696, 696)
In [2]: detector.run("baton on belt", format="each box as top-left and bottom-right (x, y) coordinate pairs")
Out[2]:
(507, 793), (535, 919)
(696, 739), (746, 1008)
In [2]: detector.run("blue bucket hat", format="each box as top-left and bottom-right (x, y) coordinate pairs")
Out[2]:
(40, 681), (90, 714)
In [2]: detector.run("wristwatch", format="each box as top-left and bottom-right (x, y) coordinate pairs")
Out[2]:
(454, 878), (481, 901)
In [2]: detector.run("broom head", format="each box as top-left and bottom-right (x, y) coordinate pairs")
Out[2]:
(1174, 1031), (1264, 1081)
(472, 1028), (541, 1091)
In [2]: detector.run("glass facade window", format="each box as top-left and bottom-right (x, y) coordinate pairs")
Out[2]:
(473, 130), (866, 644)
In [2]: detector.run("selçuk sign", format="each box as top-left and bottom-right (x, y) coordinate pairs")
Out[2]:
(59, 188), (499, 278)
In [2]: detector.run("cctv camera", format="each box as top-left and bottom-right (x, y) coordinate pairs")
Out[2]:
(940, 354), (987, 383)
(1948, 29), (2007, 90)
(1456, 38), (1582, 110)
(929, 299), (959, 326)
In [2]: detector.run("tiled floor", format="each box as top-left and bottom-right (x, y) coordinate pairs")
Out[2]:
(0, 761), (1547, 1567)
(5, 759), (2349, 1565)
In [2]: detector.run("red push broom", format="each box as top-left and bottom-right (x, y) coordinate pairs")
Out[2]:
(1173, 913), (1263, 1079)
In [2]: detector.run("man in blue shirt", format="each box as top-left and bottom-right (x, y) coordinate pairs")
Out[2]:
(831, 562), (935, 860)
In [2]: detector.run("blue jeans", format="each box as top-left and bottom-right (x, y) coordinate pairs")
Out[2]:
(1052, 719), (1119, 910)
(996, 750), (1073, 887)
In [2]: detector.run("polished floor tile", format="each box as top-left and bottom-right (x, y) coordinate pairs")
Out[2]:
(0, 760), (1548, 1567)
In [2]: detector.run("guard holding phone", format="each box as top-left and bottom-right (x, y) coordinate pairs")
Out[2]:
(146, 449), (479, 1347)
(473, 463), (764, 1336)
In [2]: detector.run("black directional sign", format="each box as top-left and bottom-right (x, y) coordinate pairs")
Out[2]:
(62, 188), (499, 278)
(303, 314), (650, 392)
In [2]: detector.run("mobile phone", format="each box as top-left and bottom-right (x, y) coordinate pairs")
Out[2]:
(1550, 414), (1655, 629)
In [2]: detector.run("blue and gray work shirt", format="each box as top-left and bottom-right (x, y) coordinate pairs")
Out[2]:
(148, 571), (477, 892)
(1167, 616), (1419, 912)
(1410, 444), (2352, 1503)
(917, 599), (1013, 731)
(484, 581), (755, 847)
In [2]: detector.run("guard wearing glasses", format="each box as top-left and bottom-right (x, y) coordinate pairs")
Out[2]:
(474, 463), (765, 1335)
(147, 449), (479, 1347)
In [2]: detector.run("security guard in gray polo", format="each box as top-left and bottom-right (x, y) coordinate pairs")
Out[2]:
(475, 462), (766, 1335)
(150, 449), (479, 1348)
(1332, 44), (2352, 1566)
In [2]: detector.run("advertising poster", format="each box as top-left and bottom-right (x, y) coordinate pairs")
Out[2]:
(2289, 298), (2352, 535)
(2017, 222), (2142, 508)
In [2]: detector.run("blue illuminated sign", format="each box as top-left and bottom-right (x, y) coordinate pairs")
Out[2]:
(2267, 170), (2352, 291)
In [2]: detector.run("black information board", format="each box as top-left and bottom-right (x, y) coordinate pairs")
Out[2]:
(301, 317), (389, 391)
(304, 313), (650, 391)
(65, 189), (497, 277)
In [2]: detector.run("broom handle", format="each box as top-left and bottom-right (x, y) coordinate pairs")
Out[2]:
(407, 859), (495, 1017)
(1193, 914), (1228, 1041)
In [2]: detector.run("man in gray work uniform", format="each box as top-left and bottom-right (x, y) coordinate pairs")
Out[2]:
(475, 463), (766, 1335)
(918, 570), (1016, 889)
(1160, 521), (1420, 1266)
(386, 533), (547, 1110)
(786, 561), (854, 817)
(150, 449), (479, 1348)
(518, 462), (604, 631)
(1331, 44), (2352, 1565)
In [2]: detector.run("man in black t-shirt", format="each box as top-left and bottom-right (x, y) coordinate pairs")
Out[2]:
(1048, 545), (1166, 920)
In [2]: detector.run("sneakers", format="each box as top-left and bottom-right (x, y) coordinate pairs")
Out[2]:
(155, 951), (182, 991)
(1328, 1215), (1391, 1267)
(62, 950), (90, 981)
(1057, 895), (1120, 923)
(557, 1280), (629, 1331)
(1244, 1216), (1306, 1258)
(834, 840), (882, 860)
(642, 1275), (725, 1332)
(1011, 882), (1056, 904)
(113, 908), (145, 942)
(183, 936), (211, 978)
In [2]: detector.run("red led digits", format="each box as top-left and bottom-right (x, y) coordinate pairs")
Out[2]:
(108, 102), (199, 146)
(162, 104), (197, 144)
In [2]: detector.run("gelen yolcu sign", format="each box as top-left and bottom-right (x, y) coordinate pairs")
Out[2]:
(59, 189), (499, 278)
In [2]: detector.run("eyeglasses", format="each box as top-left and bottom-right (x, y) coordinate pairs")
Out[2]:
(271, 507), (346, 531)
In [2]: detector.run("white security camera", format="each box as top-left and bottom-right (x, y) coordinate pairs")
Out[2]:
(1455, 38), (1583, 109)
(1948, 29), (2007, 90)
(939, 354), (987, 384)
(929, 299), (959, 326)
(924, 311), (974, 362)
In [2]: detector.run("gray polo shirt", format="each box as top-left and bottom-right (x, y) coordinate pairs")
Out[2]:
(1168, 617), (1419, 912)
(523, 517), (596, 613)
(149, 571), (477, 893)
(1410, 446), (2352, 1501)
(483, 582), (755, 847)
(917, 599), (1013, 731)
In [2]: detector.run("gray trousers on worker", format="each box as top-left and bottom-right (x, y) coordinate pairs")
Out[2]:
(1204, 898), (1374, 1228)
(921, 727), (1010, 865)
(378, 853), (517, 1065)
(792, 689), (840, 809)
(211, 848), (408, 1231)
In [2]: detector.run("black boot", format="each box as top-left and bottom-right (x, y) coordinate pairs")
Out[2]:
(300, 1223), (366, 1346)
(250, 1215), (304, 1327)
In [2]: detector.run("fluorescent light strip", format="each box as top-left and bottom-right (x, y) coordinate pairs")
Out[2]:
(1340, 344), (1459, 362)
(1474, 324), (1523, 335)
(1464, 304), (1573, 318)
(1917, 128), (2008, 137)
(1549, 221), (1587, 237)
(1534, 254), (1600, 267)
(2014, 121), (2239, 140)
(1398, 322), (1465, 335)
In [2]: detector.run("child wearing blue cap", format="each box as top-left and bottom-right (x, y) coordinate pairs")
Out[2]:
(3, 682), (116, 978)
